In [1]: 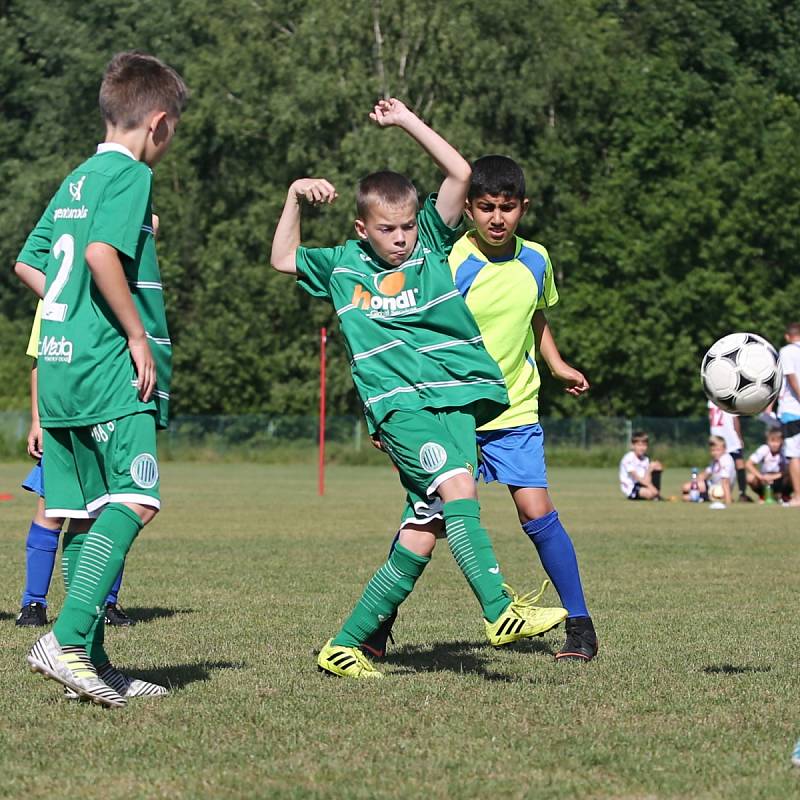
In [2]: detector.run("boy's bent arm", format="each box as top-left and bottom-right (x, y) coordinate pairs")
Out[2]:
(270, 178), (338, 274)
(370, 99), (470, 227)
(14, 262), (45, 298)
(85, 242), (155, 402)
(533, 311), (589, 396)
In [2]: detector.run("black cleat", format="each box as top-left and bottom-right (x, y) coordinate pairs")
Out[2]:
(737, 494), (754, 503)
(360, 611), (397, 659)
(16, 602), (48, 627)
(556, 616), (598, 662)
(104, 603), (136, 627)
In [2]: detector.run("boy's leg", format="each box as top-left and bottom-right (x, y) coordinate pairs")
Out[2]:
(479, 424), (597, 661)
(27, 415), (162, 705)
(18, 463), (61, 626)
(381, 410), (566, 635)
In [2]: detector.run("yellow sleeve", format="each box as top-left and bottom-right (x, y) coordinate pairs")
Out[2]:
(26, 301), (43, 359)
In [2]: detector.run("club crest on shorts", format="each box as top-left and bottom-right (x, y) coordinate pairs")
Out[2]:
(419, 442), (447, 473)
(130, 454), (159, 489)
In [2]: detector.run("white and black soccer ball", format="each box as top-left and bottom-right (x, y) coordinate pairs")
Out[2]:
(701, 332), (783, 415)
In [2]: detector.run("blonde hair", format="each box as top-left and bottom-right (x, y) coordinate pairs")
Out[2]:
(708, 435), (726, 448)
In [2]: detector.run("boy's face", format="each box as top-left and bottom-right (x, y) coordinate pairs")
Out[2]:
(632, 439), (648, 457)
(465, 193), (529, 251)
(354, 200), (419, 266)
(767, 434), (783, 453)
(710, 441), (725, 460)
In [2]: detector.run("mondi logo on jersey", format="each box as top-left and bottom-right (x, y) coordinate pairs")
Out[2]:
(40, 335), (74, 364)
(351, 273), (418, 316)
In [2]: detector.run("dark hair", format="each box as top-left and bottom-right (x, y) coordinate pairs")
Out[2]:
(468, 155), (526, 201)
(356, 171), (418, 219)
(786, 321), (800, 337)
(99, 51), (188, 130)
(631, 431), (649, 443)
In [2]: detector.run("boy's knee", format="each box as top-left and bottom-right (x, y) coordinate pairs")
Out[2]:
(122, 503), (159, 526)
(436, 472), (477, 502)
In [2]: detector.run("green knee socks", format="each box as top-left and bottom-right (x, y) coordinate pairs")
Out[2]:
(53, 505), (142, 658)
(332, 543), (429, 647)
(443, 498), (509, 623)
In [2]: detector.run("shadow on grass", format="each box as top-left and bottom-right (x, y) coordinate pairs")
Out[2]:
(702, 664), (771, 675)
(383, 636), (553, 680)
(121, 606), (196, 624)
(126, 660), (245, 690)
(0, 611), (17, 622)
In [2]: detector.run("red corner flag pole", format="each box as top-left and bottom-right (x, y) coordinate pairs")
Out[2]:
(318, 327), (327, 496)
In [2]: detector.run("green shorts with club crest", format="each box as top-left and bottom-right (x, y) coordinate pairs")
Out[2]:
(377, 407), (477, 525)
(42, 411), (160, 519)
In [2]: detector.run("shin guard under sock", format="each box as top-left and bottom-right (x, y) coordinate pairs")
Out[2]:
(54, 505), (142, 649)
(443, 498), (508, 623)
(522, 511), (589, 618)
(22, 522), (60, 606)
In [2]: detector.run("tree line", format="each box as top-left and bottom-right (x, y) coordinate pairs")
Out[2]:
(1, 0), (798, 418)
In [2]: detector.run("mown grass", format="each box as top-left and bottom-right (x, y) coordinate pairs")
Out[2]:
(0, 462), (798, 799)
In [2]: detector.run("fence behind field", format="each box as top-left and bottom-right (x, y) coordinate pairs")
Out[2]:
(0, 411), (778, 467)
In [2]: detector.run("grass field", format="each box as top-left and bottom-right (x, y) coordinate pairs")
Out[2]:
(0, 462), (798, 799)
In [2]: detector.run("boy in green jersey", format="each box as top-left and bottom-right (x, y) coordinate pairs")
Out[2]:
(271, 99), (567, 679)
(366, 155), (598, 662)
(17, 302), (133, 629)
(14, 52), (187, 707)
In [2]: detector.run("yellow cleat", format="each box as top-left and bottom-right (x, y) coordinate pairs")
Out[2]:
(485, 581), (568, 647)
(317, 639), (383, 679)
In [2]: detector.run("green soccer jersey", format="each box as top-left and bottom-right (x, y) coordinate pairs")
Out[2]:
(17, 143), (171, 428)
(296, 196), (509, 432)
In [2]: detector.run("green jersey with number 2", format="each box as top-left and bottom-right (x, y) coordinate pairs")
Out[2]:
(17, 143), (171, 429)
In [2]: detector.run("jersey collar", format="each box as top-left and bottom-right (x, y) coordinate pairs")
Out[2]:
(464, 231), (523, 263)
(96, 142), (137, 161)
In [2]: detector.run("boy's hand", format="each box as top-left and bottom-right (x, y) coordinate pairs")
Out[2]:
(151, 213), (160, 238)
(291, 178), (338, 206)
(27, 422), (43, 459)
(370, 434), (384, 451)
(369, 98), (413, 128)
(128, 334), (156, 402)
(552, 363), (590, 396)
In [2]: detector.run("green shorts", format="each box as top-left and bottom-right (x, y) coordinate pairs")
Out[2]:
(377, 408), (477, 525)
(42, 412), (160, 519)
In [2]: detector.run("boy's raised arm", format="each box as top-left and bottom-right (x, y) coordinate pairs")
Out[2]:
(370, 98), (470, 227)
(270, 178), (338, 275)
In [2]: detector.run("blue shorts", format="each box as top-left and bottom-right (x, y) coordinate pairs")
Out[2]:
(476, 424), (548, 488)
(22, 458), (44, 497)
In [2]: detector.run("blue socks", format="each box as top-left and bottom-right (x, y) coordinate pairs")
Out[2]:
(21, 522), (60, 606)
(522, 511), (589, 618)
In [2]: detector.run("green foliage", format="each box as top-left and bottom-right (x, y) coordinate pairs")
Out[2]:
(1, 0), (798, 418)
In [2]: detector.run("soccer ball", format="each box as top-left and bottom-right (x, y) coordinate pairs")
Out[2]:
(701, 332), (782, 415)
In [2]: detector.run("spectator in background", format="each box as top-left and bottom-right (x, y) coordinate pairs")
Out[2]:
(708, 400), (751, 502)
(619, 431), (663, 500)
(777, 322), (800, 507)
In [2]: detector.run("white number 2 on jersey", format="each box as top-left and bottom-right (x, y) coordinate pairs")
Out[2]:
(42, 233), (75, 322)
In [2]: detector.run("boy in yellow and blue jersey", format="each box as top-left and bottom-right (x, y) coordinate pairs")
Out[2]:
(365, 156), (597, 661)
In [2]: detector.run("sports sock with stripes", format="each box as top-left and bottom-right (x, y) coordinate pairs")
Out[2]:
(21, 521), (60, 606)
(332, 543), (429, 647)
(53, 505), (142, 650)
(522, 511), (589, 618)
(443, 498), (509, 623)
